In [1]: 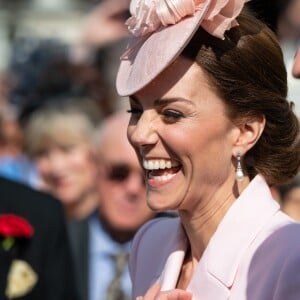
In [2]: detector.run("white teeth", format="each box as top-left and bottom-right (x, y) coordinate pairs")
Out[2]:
(148, 161), (154, 170)
(159, 160), (166, 169)
(143, 159), (179, 170)
(149, 172), (176, 182)
(143, 160), (147, 169)
(165, 161), (171, 168)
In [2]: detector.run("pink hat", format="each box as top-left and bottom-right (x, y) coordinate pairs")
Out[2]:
(116, 0), (250, 96)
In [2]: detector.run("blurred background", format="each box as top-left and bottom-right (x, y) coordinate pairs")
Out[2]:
(0, 0), (95, 72)
(0, 0), (132, 186)
(247, 0), (300, 117)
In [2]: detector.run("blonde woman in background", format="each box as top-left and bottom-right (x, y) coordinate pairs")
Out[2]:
(24, 101), (100, 220)
(24, 106), (161, 300)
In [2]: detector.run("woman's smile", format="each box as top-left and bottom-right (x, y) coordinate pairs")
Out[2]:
(143, 158), (181, 187)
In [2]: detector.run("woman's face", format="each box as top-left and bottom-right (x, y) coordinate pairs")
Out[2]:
(127, 57), (241, 212)
(35, 141), (98, 205)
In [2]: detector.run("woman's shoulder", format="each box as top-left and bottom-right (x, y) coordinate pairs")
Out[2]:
(129, 215), (183, 269)
(250, 215), (300, 272)
(266, 219), (300, 251)
(132, 215), (181, 249)
(129, 215), (184, 296)
(246, 220), (300, 298)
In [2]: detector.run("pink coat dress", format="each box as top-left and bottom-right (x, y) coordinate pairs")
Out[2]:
(129, 175), (300, 299)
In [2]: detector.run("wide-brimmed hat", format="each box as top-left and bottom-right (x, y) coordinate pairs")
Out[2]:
(116, 0), (249, 96)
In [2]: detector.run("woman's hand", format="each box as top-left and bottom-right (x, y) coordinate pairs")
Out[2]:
(136, 283), (193, 300)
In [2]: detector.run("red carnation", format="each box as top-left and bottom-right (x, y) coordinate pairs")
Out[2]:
(0, 214), (34, 238)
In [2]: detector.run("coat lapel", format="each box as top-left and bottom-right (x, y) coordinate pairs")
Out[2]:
(156, 219), (187, 291)
(203, 176), (279, 287)
(157, 175), (280, 300)
(67, 218), (90, 300)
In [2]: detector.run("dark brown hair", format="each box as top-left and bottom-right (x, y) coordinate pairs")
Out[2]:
(182, 9), (300, 186)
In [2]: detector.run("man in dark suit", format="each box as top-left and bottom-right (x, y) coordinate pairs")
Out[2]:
(0, 176), (78, 300)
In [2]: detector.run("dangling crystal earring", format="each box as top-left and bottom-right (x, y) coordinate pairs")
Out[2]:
(236, 152), (244, 182)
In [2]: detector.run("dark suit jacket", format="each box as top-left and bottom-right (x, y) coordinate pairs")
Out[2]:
(0, 177), (78, 300)
(68, 217), (90, 300)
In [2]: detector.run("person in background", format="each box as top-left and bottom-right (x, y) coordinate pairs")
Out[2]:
(81, 0), (130, 49)
(247, 0), (300, 110)
(278, 174), (300, 221)
(68, 110), (162, 300)
(0, 38), (113, 188)
(276, 0), (300, 42)
(0, 74), (39, 187)
(247, 0), (300, 221)
(24, 101), (100, 220)
(0, 176), (78, 300)
(115, 0), (300, 299)
(25, 106), (165, 300)
(78, 0), (131, 107)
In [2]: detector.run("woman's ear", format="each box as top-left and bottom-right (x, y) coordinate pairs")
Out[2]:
(233, 115), (266, 155)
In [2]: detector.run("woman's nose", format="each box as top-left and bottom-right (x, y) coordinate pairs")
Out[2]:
(128, 112), (158, 147)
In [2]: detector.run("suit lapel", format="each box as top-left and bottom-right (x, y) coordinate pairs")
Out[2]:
(156, 219), (187, 291)
(156, 176), (279, 299)
(191, 175), (279, 299)
(68, 218), (90, 300)
(156, 227), (231, 300)
(158, 249), (186, 290)
(203, 176), (279, 287)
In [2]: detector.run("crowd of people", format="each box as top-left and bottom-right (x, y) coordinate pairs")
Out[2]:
(0, 0), (300, 299)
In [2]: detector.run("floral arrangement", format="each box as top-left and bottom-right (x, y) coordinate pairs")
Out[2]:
(126, 0), (250, 39)
(0, 214), (38, 299)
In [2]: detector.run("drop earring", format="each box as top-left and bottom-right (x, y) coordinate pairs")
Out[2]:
(236, 152), (244, 182)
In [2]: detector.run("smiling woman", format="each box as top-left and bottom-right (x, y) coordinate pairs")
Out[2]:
(115, 0), (300, 299)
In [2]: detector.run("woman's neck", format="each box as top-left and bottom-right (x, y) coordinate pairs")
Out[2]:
(179, 176), (250, 260)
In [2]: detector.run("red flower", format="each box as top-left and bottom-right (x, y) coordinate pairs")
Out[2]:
(0, 214), (34, 238)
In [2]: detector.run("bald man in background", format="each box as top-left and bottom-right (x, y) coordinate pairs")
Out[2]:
(68, 110), (174, 300)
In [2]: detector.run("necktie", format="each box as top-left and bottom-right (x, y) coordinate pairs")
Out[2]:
(106, 252), (128, 300)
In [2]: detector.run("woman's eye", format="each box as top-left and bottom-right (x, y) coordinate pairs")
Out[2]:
(162, 110), (183, 122)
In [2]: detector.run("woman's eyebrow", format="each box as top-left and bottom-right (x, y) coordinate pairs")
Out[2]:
(154, 98), (193, 107)
(129, 95), (194, 107)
